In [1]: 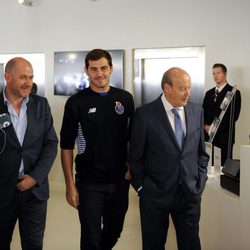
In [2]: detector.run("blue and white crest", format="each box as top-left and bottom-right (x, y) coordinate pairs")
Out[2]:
(115, 101), (124, 114)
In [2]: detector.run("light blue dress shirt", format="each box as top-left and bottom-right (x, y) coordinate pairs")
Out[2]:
(3, 90), (29, 176)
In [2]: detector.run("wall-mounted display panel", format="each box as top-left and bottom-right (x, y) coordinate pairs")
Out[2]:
(54, 50), (124, 96)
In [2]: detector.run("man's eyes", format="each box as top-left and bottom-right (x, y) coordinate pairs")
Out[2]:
(20, 76), (33, 80)
(179, 87), (191, 92)
(90, 67), (108, 72)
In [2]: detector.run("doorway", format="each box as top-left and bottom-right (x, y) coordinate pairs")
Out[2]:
(133, 47), (205, 107)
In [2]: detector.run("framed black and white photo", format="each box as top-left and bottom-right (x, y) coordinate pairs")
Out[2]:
(0, 53), (45, 96)
(54, 49), (124, 96)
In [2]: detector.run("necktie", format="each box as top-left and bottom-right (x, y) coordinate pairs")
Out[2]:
(214, 89), (219, 102)
(172, 108), (184, 149)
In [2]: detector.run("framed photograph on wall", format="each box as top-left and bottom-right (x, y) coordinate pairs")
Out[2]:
(0, 53), (45, 96)
(54, 49), (124, 96)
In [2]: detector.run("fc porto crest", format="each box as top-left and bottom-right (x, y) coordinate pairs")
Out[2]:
(114, 101), (124, 115)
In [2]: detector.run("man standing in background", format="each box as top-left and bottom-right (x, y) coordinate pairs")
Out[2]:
(60, 49), (134, 250)
(0, 57), (58, 250)
(202, 63), (241, 166)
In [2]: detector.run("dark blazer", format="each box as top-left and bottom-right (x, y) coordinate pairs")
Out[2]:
(129, 96), (209, 206)
(202, 83), (241, 145)
(0, 93), (58, 208)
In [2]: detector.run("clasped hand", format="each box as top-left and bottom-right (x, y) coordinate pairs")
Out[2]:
(16, 175), (37, 191)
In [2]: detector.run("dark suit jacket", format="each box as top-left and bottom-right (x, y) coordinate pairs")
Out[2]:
(0, 93), (58, 208)
(129, 96), (209, 206)
(202, 83), (241, 145)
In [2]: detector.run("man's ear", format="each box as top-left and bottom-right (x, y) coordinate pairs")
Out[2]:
(163, 83), (171, 93)
(4, 72), (10, 82)
(84, 67), (88, 76)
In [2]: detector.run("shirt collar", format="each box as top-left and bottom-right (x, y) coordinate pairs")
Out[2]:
(161, 93), (184, 112)
(3, 87), (29, 105)
(216, 82), (227, 92)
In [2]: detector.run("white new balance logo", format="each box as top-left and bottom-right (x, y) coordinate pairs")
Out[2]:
(88, 108), (96, 113)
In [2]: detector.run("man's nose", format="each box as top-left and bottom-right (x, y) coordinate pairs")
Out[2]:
(96, 69), (103, 75)
(184, 89), (190, 97)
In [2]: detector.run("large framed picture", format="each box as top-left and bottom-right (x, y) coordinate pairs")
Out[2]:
(0, 53), (45, 96)
(54, 49), (124, 96)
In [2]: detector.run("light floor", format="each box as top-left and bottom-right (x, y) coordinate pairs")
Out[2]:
(12, 181), (178, 250)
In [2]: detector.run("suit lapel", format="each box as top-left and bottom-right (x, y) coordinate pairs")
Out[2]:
(0, 93), (8, 114)
(184, 103), (197, 149)
(154, 97), (181, 149)
(23, 96), (36, 146)
(215, 83), (231, 104)
(0, 92), (21, 146)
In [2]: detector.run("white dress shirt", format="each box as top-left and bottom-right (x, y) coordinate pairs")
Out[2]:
(161, 93), (186, 136)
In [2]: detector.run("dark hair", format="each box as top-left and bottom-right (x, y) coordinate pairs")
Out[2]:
(85, 49), (112, 69)
(213, 63), (227, 74)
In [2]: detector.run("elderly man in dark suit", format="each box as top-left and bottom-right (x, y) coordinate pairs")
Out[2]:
(0, 57), (58, 250)
(129, 67), (209, 250)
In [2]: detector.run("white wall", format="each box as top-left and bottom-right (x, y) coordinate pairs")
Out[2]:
(1, 0), (250, 180)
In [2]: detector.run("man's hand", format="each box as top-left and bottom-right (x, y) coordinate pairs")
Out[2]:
(124, 166), (132, 181)
(204, 124), (210, 134)
(16, 175), (37, 191)
(66, 185), (79, 209)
